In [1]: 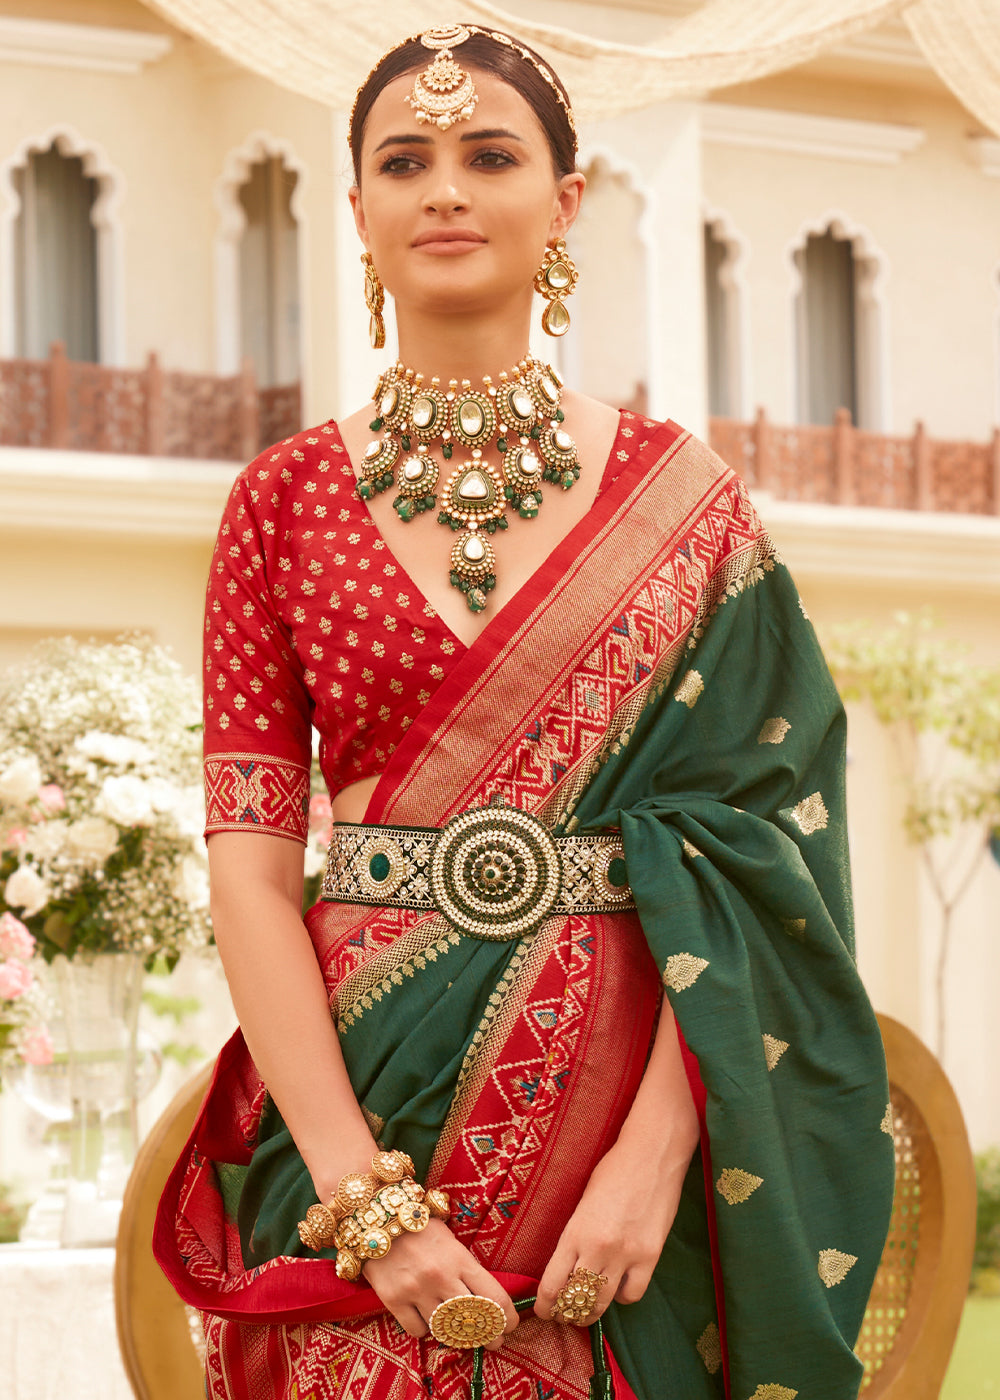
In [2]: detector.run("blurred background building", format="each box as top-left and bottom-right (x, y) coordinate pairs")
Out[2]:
(0, 0), (998, 1166)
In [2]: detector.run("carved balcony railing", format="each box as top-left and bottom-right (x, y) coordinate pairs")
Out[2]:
(0, 342), (301, 461)
(709, 407), (1000, 515)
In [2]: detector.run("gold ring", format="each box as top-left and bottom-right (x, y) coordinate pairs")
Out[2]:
(429, 1294), (507, 1348)
(551, 1267), (608, 1324)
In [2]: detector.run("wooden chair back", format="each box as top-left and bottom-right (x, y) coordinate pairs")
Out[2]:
(114, 1062), (212, 1399)
(858, 1013), (977, 1398)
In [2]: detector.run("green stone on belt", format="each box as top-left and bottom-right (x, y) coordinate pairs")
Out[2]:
(369, 852), (391, 882)
(608, 857), (628, 888)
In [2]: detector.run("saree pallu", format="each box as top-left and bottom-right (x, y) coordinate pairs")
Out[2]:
(155, 420), (895, 1400)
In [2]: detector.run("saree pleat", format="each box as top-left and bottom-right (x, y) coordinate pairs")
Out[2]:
(155, 419), (893, 1400)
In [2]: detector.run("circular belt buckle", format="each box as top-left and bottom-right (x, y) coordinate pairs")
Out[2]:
(430, 806), (562, 941)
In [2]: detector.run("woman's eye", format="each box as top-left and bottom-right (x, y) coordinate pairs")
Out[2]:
(472, 149), (515, 169)
(379, 155), (422, 175)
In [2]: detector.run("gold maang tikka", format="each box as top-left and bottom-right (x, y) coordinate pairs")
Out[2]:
(406, 25), (479, 132)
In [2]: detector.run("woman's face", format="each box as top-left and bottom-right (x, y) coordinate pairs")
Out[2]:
(351, 67), (583, 324)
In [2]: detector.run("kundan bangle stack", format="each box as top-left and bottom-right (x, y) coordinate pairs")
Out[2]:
(297, 1148), (450, 1281)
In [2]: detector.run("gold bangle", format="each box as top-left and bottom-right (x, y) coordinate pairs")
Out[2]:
(334, 1170), (379, 1218)
(372, 1148), (416, 1183)
(298, 1151), (437, 1267)
(551, 1267), (608, 1324)
(297, 1201), (339, 1251)
(335, 1247), (362, 1281)
(424, 1187), (451, 1219)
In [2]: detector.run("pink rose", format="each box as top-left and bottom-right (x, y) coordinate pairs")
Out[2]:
(4, 828), (28, 851)
(37, 784), (66, 815)
(0, 912), (35, 961)
(0, 959), (33, 999)
(19, 1025), (54, 1066)
(308, 794), (333, 831)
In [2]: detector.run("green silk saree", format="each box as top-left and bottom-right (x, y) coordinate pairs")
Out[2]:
(155, 416), (894, 1400)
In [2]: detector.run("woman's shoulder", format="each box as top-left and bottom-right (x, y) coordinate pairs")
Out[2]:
(221, 419), (358, 516)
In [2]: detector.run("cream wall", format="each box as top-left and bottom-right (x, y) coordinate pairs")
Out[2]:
(702, 74), (1000, 439)
(0, 0), (346, 424)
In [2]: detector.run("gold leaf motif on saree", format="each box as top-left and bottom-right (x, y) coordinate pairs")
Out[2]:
(747, 1387), (798, 1400)
(674, 669), (705, 708)
(881, 1102), (895, 1137)
(696, 1322), (723, 1374)
(663, 953), (709, 992)
(757, 716), (791, 745)
(762, 1034), (789, 1071)
(781, 917), (807, 939)
(682, 838), (704, 860)
(716, 1167), (764, 1205)
(789, 792), (829, 835)
(818, 1248), (858, 1288)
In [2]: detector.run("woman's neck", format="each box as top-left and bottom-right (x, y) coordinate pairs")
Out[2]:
(394, 308), (536, 384)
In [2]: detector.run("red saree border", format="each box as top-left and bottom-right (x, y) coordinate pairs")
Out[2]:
(368, 421), (737, 828)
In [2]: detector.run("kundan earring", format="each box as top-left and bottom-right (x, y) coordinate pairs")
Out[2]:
(362, 252), (386, 350)
(535, 239), (579, 337)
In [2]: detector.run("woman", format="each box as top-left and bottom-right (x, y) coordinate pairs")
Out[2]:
(156, 25), (894, 1400)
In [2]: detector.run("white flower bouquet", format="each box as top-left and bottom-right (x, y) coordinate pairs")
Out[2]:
(0, 636), (213, 968)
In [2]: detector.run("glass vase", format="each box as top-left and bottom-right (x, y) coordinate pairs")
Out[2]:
(10, 951), (161, 1247)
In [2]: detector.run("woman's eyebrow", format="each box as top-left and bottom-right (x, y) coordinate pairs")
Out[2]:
(460, 128), (526, 143)
(372, 134), (434, 153)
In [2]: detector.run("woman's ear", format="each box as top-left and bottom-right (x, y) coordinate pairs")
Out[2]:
(548, 171), (586, 243)
(349, 186), (371, 250)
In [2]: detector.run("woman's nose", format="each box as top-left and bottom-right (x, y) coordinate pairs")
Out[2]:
(422, 167), (469, 215)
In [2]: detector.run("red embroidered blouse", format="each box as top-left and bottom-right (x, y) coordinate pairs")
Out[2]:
(203, 415), (633, 843)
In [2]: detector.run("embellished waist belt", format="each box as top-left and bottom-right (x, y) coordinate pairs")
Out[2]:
(321, 805), (634, 942)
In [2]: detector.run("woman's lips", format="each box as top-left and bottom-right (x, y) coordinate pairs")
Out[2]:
(412, 230), (486, 255)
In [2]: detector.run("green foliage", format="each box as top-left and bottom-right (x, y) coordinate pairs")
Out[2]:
(974, 1147), (1000, 1276)
(826, 610), (1000, 846)
(0, 1180), (28, 1244)
(826, 611), (1000, 1058)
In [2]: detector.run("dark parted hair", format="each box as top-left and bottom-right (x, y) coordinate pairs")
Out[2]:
(349, 29), (577, 183)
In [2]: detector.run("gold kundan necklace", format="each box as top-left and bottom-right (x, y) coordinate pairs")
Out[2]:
(356, 359), (580, 613)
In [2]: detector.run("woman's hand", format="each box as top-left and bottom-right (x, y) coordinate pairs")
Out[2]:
(535, 999), (701, 1323)
(364, 1220), (519, 1351)
(534, 1137), (690, 1322)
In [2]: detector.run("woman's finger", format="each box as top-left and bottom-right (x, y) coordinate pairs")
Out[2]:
(539, 1253), (621, 1325)
(389, 1303), (429, 1339)
(454, 1270), (518, 1351)
(613, 1259), (656, 1307)
(534, 1239), (581, 1320)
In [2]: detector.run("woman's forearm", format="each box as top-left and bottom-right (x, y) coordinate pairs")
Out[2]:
(614, 995), (700, 1180)
(209, 832), (377, 1202)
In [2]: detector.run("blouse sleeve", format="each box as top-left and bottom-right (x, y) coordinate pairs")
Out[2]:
(202, 469), (311, 843)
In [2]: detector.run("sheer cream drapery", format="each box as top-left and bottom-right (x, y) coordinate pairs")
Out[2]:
(140, 0), (1000, 135)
